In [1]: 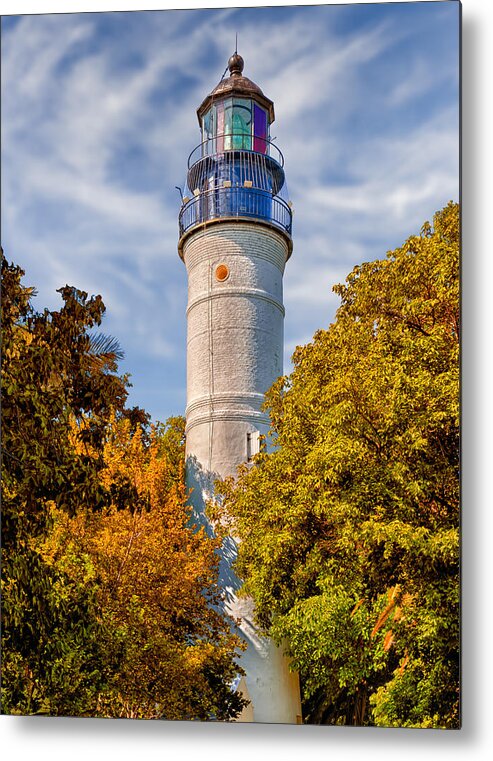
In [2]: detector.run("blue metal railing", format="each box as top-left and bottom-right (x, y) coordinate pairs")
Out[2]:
(187, 147), (286, 198)
(187, 134), (284, 170)
(178, 185), (292, 238)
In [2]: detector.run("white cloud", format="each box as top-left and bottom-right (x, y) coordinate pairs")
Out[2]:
(1, 6), (459, 422)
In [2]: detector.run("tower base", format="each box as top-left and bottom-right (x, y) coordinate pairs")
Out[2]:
(186, 458), (302, 724)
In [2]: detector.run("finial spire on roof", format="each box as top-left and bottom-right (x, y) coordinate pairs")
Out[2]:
(228, 51), (244, 76)
(197, 51), (275, 124)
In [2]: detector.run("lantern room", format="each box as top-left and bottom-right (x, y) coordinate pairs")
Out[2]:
(200, 97), (269, 154)
(178, 53), (292, 247)
(197, 52), (274, 152)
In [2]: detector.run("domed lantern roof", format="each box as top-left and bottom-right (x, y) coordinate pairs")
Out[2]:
(196, 54), (275, 125)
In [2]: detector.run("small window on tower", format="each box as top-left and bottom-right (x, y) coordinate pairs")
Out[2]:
(215, 264), (229, 282)
(247, 431), (261, 462)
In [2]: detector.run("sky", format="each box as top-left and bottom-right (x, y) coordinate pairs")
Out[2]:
(4, 5), (493, 761)
(1, 1), (460, 424)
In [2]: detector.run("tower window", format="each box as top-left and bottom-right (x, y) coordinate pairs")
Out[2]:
(215, 264), (229, 282)
(247, 431), (261, 462)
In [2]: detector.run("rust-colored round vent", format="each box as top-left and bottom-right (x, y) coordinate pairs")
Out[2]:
(215, 264), (229, 282)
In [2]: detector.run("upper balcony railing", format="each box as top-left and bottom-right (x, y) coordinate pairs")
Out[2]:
(187, 133), (285, 170)
(186, 135), (287, 199)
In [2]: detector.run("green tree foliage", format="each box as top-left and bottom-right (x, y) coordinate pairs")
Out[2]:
(2, 257), (127, 715)
(215, 202), (459, 728)
(1, 257), (246, 720)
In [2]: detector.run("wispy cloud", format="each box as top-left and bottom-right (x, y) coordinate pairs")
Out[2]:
(1, 4), (459, 421)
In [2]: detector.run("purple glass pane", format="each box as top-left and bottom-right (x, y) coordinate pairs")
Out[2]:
(253, 104), (267, 154)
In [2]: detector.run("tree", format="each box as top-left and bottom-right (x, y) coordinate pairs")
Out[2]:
(41, 414), (247, 720)
(1, 256), (246, 720)
(1, 256), (128, 715)
(215, 202), (460, 727)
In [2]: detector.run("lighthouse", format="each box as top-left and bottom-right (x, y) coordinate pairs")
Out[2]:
(178, 53), (301, 723)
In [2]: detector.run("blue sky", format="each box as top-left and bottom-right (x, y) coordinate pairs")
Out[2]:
(1, 1), (460, 424)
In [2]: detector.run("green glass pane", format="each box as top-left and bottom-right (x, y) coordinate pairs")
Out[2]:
(232, 113), (251, 149)
(202, 108), (213, 142)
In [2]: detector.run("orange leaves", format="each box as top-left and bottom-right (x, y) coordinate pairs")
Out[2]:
(43, 413), (244, 718)
(370, 586), (415, 658)
(97, 416), (222, 607)
(398, 651), (409, 675)
(383, 630), (394, 652)
(351, 598), (365, 617)
(393, 592), (414, 624)
(371, 585), (400, 639)
(68, 416), (97, 458)
(100, 413), (147, 496)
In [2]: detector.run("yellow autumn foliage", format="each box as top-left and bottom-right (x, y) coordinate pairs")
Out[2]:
(40, 414), (246, 720)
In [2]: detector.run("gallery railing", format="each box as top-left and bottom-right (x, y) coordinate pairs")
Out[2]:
(178, 185), (292, 238)
(187, 134), (285, 169)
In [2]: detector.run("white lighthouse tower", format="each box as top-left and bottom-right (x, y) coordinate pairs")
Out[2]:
(178, 53), (301, 723)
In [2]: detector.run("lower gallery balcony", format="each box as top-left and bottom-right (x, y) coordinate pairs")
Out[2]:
(178, 185), (292, 238)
